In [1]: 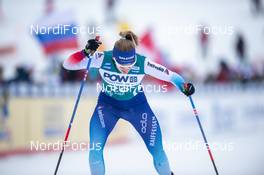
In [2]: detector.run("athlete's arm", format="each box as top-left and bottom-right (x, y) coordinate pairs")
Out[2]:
(63, 51), (104, 70)
(144, 58), (186, 92)
(63, 38), (103, 70)
(144, 58), (195, 96)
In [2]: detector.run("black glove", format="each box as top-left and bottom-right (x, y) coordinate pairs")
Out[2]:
(182, 83), (195, 96)
(84, 38), (102, 56)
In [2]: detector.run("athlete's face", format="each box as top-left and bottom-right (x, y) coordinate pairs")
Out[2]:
(113, 58), (135, 74)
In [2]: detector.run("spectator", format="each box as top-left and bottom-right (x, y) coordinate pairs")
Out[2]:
(12, 66), (32, 83)
(105, 0), (117, 24)
(216, 60), (235, 82)
(0, 66), (9, 140)
(251, 0), (263, 16)
(235, 33), (247, 62)
(45, 0), (54, 15)
(198, 24), (210, 59)
(0, 66), (3, 84)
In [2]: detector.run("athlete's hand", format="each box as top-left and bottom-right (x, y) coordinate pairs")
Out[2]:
(182, 83), (195, 96)
(84, 37), (102, 56)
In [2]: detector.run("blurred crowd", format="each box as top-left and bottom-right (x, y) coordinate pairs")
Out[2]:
(203, 32), (264, 84)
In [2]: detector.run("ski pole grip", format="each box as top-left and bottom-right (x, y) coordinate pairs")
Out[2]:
(89, 35), (101, 56)
(95, 35), (100, 41)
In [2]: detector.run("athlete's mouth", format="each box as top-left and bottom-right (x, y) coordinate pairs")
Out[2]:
(118, 66), (131, 74)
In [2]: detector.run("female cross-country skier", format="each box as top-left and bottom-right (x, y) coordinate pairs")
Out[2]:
(63, 31), (195, 175)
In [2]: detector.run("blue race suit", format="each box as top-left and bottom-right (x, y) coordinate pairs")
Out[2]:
(63, 50), (185, 175)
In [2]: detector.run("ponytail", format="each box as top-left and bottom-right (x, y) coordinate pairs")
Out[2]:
(114, 31), (138, 51)
(119, 31), (139, 46)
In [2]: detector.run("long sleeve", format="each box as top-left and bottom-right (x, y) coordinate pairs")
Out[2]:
(144, 58), (185, 91)
(63, 50), (104, 70)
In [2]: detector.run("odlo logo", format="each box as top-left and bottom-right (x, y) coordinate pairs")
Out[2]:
(140, 113), (148, 134)
(104, 72), (137, 83)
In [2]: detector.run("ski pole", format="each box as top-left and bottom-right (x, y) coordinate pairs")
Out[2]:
(54, 36), (100, 175)
(188, 96), (219, 175)
(54, 55), (91, 175)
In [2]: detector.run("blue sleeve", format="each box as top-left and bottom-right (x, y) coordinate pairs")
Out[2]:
(170, 73), (185, 92)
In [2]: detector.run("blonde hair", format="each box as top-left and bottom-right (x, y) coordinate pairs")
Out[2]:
(114, 31), (138, 51)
